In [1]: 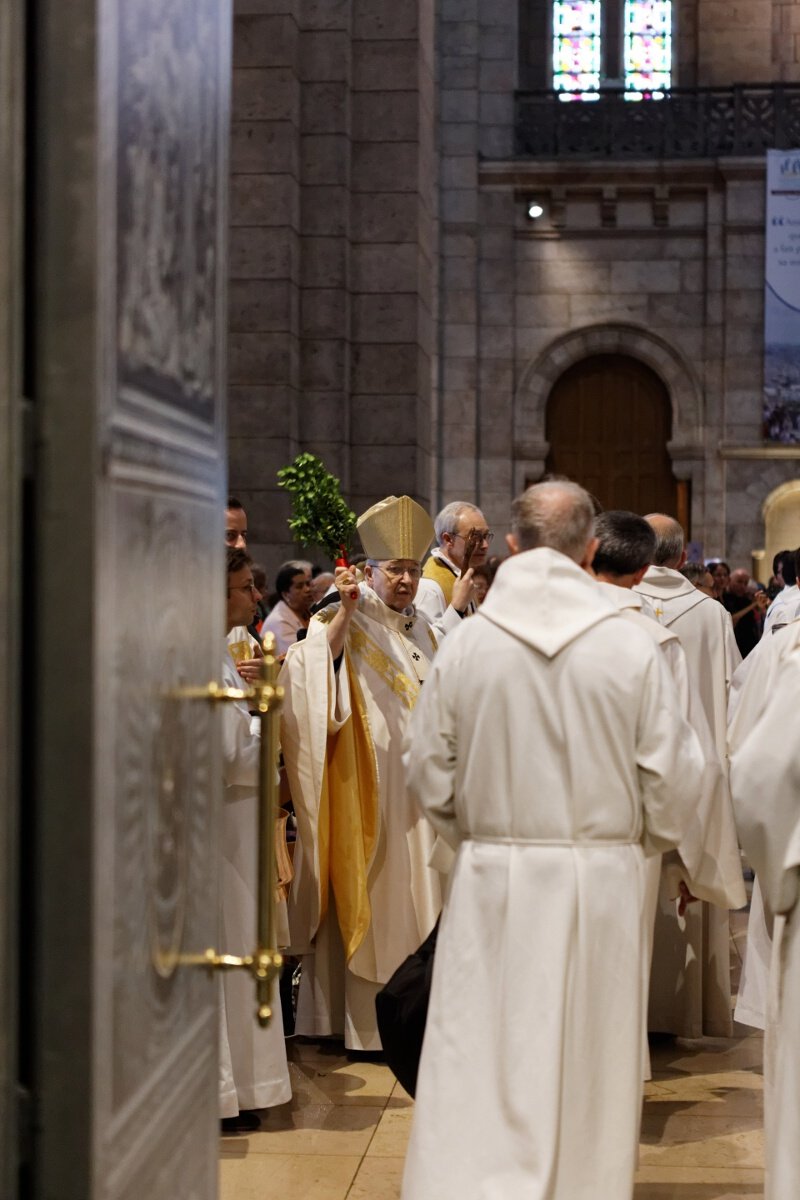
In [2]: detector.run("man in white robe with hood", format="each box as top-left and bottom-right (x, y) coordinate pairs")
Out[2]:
(593, 512), (745, 1049)
(635, 513), (741, 1036)
(728, 612), (800, 1031)
(730, 650), (800, 1199)
(594, 511), (743, 1046)
(401, 482), (705, 1200)
(280, 496), (472, 1050)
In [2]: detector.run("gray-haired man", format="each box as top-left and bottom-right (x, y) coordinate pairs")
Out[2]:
(415, 500), (492, 624)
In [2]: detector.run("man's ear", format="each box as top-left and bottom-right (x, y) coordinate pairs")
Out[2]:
(506, 531), (520, 556)
(580, 536), (599, 573)
(678, 548), (688, 569)
(632, 564), (649, 586)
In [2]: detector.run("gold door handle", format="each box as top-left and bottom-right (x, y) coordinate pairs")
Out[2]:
(164, 633), (284, 1026)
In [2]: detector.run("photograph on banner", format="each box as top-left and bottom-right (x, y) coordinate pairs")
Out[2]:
(764, 148), (800, 444)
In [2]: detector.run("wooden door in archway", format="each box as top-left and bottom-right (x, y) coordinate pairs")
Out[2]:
(545, 353), (687, 527)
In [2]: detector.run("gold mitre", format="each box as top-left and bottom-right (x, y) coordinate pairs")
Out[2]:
(357, 496), (434, 563)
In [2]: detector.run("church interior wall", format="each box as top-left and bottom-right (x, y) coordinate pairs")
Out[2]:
(228, 1), (436, 576)
(226, 0), (800, 572)
(434, 0), (800, 567)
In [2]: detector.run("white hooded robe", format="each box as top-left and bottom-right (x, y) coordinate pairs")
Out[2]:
(728, 615), (800, 1030)
(730, 649), (800, 1200)
(635, 565), (742, 1035)
(401, 550), (705, 1200)
(598, 583), (745, 1048)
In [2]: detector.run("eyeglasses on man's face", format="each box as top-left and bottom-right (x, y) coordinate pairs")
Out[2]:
(228, 580), (259, 595)
(373, 563), (422, 582)
(452, 528), (494, 544)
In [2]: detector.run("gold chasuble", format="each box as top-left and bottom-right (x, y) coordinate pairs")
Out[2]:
(279, 586), (442, 1048)
(323, 659), (379, 961)
(422, 552), (457, 607)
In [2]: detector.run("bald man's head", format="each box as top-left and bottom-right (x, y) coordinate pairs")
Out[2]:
(644, 513), (686, 569)
(510, 481), (596, 564)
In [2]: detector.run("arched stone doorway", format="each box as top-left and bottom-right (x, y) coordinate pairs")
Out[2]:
(763, 481), (800, 581)
(514, 323), (704, 537)
(544, 353), (689, 530)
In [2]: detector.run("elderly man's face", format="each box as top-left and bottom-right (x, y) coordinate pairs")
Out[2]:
(365, 559), (421, 612)
(442, 508), (492, 570)
(729, 569), (750, 597)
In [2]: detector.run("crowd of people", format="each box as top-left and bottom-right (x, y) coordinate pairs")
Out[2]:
(218, 487), (800, 1200)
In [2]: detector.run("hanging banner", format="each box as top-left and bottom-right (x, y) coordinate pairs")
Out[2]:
(764, 149), (800, 443)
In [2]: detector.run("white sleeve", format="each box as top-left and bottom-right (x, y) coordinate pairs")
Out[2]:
(220, 660), (261, 790)
(430, 605), (464, 639)
(635, 645), (706, 863)
(731, 664), (800, 915)
(414, 577), (446, 624)
(403, 647), (462, 850)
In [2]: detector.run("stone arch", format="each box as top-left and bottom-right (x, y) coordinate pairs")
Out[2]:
(513, 323), (705, 494)
(762, 478), (800, 521)
(761, 479), (800, 581)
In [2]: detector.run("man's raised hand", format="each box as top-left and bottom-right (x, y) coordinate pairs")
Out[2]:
(335, 565), (360, 611)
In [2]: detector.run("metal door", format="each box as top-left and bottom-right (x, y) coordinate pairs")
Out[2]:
(26, 2), (232, 1197)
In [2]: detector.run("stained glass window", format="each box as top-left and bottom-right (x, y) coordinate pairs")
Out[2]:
(551, 2), (672, 101)
(552, 1), (601, 101)
(624, 1), (672, 98)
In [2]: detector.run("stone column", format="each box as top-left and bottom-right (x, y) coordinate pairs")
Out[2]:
(436, 0), (518, 531)
(228, 0), (437, 568)
(349, 0), (437, 513)
(229, 3), (301, 566)
(298, 0), (353, 486)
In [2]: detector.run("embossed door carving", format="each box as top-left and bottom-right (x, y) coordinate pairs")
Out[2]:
(545, 354), (681, 521)
(29, 3), (231, 1198)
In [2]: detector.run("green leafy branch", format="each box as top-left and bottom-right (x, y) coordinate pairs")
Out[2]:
(276, 453), (357, 562)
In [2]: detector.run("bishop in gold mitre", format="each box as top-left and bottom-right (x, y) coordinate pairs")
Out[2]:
(278, 494), (473, 1052)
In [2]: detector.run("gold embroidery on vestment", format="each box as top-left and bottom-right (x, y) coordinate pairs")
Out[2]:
(349, 625), (420, 710)
(228, 639), (250, 665)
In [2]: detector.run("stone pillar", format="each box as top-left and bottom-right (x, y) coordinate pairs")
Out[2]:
(228, 1), (437, 569)
(298, 0), (353, 486)
(436, 0), (518, 530)
(349, 0), (437, 513)
(438, 0), (480, 505)
(229, 3), (301, 567)
(476, 0), (518, 529)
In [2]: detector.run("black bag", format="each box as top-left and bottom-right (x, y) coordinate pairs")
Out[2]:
(375, 917), (439, 1098)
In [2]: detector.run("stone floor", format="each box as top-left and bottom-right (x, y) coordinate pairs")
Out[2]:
(219, 911), (764, 1199)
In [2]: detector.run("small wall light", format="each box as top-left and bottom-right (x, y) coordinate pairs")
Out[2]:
(526, 200), (545, 220)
